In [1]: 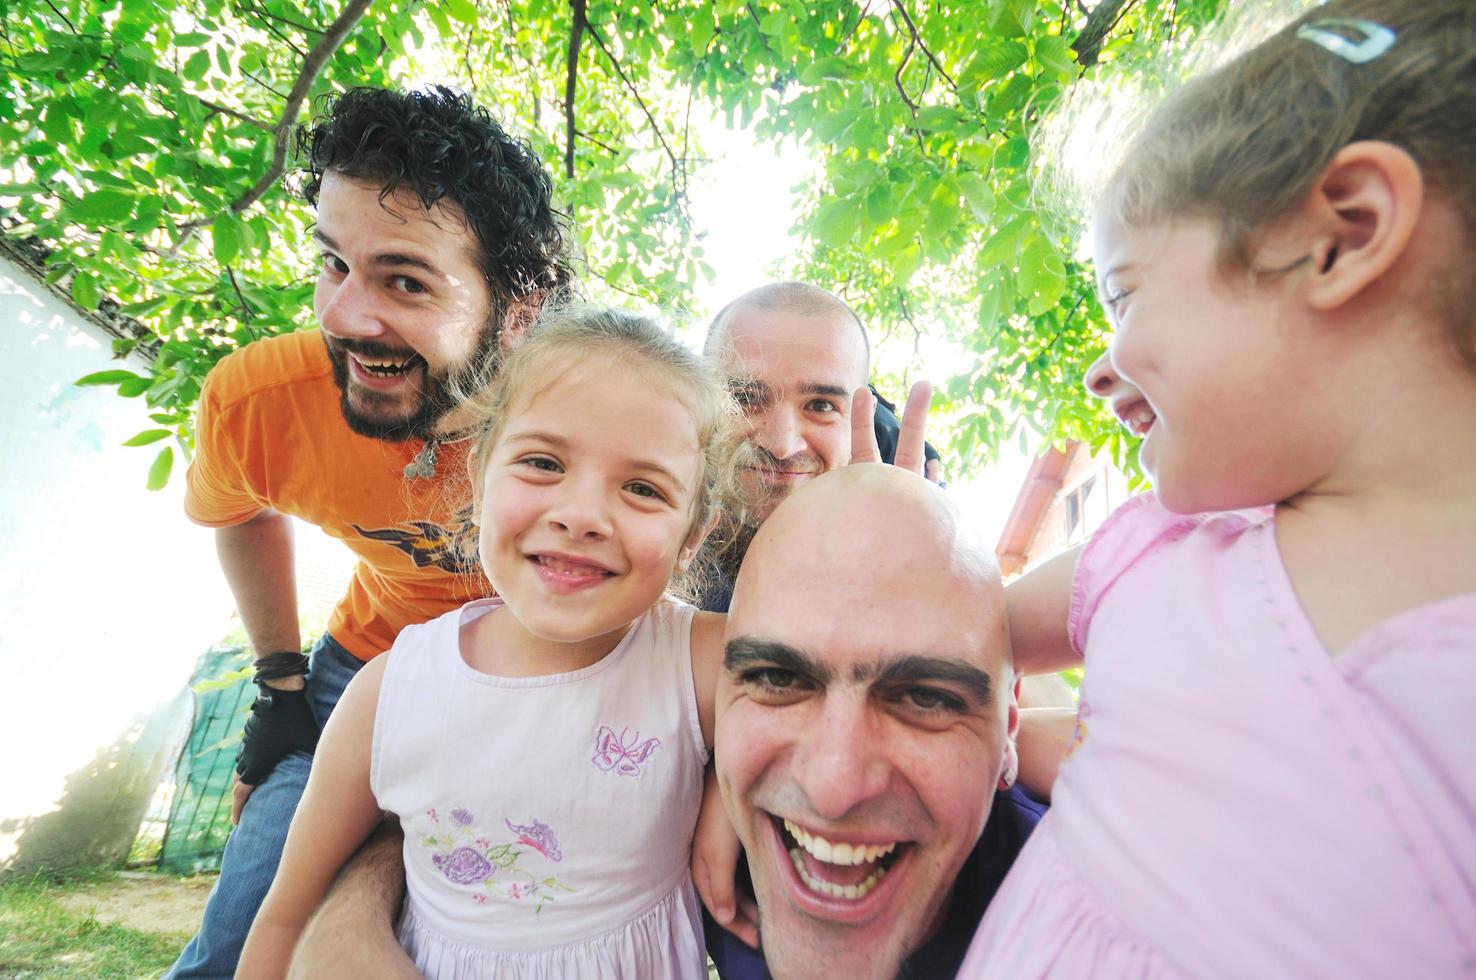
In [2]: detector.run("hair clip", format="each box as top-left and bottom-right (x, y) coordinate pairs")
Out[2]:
(1296, 18), (1396, 64)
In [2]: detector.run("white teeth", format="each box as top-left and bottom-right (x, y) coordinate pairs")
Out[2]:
(782, 819), (898, 867)
(788, 848), (886, 900)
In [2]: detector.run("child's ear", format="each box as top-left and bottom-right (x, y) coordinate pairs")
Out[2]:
(466, 444), (482, 523)
(1301, 140), (1423, 312)
(677, 512), (721, 573)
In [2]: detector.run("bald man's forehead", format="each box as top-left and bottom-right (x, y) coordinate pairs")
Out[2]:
(718, 308), (868, 388)
(729, 557), (1008, 672)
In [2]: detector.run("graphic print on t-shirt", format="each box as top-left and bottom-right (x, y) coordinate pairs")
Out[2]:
(352, 507), (479, 574)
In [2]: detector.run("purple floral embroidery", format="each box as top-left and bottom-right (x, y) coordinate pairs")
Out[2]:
(505, 818), (563, 862)
(436, 846), (493, 885)
(415, 806), (574, 912)
(591, 725), (661, 776)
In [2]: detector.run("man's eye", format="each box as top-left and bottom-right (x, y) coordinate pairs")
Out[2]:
(806, 399), (840, 414)
(894, 687), (965, 714)
(743, 668), (802, 692)
(321, 254), (348, 275)
(390, 275), (428, 295)
(728, 383), (764, 411)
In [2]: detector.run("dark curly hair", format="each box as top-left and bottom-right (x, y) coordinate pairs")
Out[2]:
(297, 85), (571, 313)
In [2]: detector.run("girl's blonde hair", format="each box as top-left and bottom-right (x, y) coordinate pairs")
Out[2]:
(464, 305), (740, 598)
(1104, 0), (1476, 364)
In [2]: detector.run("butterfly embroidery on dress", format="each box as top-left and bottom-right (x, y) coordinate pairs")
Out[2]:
(591, 725), (661, 776)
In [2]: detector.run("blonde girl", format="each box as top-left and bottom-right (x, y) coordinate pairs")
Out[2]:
(239, 308), (734, 978)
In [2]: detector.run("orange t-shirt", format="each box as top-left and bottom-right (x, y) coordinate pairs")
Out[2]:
(184, 329), (487, 661)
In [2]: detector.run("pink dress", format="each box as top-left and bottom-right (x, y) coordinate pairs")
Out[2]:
(371, 597), (708, 979)
(960, 494), (1476, 978)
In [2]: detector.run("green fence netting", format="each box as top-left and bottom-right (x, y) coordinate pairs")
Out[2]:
(158, 645), (253, 875)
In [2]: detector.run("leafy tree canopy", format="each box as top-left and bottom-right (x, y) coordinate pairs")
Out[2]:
(0, 0), (1225, 487)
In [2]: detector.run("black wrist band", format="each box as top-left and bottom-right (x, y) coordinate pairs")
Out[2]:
(253, 651), (310, 682)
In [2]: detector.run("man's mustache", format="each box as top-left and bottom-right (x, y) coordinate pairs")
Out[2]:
(737, 442), (821, 477)
(325, 335), (424, 368)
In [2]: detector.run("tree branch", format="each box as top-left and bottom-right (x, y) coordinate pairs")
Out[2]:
(835, 0), (874, 56)
(893, 37), (920, 113)
(1072, 0), (1137, 67)
(42, 0), (79, 35)
(198, 97), (275, 133)
(563, 0), (587, 179)
(889, 0), (955, 92)
(584, 18), (686, 206)
(574, 128), (619, 155)
(177, 0), (372, 236)
(226, 266), (254, 320)
(238, 0), (325, 36)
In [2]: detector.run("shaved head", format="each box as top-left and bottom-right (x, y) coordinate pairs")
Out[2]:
(705, 281), (870, 369)
(715, 465), (1015, 980)
(734, 466), (1004, 628)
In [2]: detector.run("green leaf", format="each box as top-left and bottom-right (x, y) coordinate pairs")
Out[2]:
(961, 40), (1029, 85)
(890, 244), (923, 286)
(799, 56), (849, 84)
(117, 377), (153, 397)
(72, 189), (136, 224)
(443, 0), (478, 23)
(1034, 35), (1076, 78)
(146, 446), (175, 491)
(183, 49), (210, 82)
(979, 216), (1029, 266)
(957, 173), (995, 221)
(913, 106), (957, 132)
(71, 272), (102, 311)
(812, 200), (857, 250)
(213, 212), (242, 266)
(123, 428), (173, 446)
(76, 369), (145, 387)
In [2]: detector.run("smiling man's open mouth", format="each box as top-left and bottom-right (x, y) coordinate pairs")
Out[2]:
(351, 351), (426, 379)
(777, 816), (907, 901)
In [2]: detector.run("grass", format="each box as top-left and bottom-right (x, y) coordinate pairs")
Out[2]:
(0, 872), (186, 979)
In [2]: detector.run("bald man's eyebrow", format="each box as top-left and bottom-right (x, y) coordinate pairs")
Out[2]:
(723, 637), (834, 684)
(856, 655), (994, 706)
(799, 382), (851, 398)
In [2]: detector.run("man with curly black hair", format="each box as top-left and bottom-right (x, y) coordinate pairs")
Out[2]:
(168, 85), (569, 979)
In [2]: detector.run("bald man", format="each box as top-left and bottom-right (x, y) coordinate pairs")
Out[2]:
(712, 465), (1036, 980)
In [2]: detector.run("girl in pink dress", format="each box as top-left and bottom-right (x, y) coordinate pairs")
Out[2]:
(239, 309), (736, 978)
(962, 2), (1476, 977)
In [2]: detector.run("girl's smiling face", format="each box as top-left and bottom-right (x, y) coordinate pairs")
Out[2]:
(476, 356), (706, 656)
(1091, 214), (1337, 514)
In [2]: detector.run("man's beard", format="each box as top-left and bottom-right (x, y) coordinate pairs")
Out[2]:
(737, 442), (822, 524)
(324, 319), (499, 442)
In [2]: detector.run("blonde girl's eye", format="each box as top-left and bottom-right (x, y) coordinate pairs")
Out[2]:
(517, 455), (562, 473)
(625, 480), (670, 504)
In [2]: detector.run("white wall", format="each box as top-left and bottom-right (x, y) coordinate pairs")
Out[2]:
(0, 250), (236, 874)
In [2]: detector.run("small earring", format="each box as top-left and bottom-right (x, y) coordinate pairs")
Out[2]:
(998, 758), (1017, 791)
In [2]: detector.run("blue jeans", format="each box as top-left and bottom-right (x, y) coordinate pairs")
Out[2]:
(166, 633), (365, 979)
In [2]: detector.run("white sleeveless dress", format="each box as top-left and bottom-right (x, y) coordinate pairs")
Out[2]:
(370, 596), (709, 979)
